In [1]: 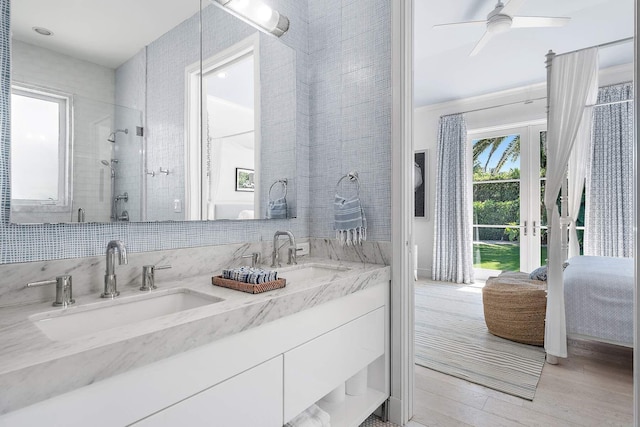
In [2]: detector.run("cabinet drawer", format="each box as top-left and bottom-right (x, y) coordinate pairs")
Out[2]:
(133, 356), (283, 427)
(284, 306), (385, 422)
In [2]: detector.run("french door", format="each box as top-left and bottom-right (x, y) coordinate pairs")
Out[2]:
(470, 122), (547, 278)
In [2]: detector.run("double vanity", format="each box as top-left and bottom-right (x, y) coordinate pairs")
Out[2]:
(0, 240), (390, 427)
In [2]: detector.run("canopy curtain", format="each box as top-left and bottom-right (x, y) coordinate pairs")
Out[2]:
(432, 114), (474, 284)
(584, 82), (634, 257)
(544, 48), (599, 358)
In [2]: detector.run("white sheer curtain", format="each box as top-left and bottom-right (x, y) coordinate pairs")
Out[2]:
(544, 48), (599, 358)
(432, 114), (474, 284)
(584, 83), (634, 257)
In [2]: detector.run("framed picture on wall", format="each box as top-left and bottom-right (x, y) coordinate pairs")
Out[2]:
(414, 150), (427, 218)
(235, 168), (255, 192)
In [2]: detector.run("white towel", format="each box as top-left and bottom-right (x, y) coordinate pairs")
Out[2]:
(285, 404), (331, 427)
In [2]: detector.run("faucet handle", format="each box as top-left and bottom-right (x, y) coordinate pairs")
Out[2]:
(241, 252), (260, 267)
(27, 275), (75, 307)
(287, 247), (303, 265)
(141, 265), (172, 291)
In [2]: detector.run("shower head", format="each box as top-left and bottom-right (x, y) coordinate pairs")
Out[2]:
(101, 159), (116, 178)
(107, 128), (129, 143)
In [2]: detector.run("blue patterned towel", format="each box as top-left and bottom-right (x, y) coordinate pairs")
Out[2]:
(267, 197), (287, 219)
(334, 194), (367, 245)
(222, 267), (278, 284)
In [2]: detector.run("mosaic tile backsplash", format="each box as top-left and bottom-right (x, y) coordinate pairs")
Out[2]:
(0, 0), (391, 264)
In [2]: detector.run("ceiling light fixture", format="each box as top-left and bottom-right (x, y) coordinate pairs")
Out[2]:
(32, 26), (53, 36)
(214, 0), (289, 37)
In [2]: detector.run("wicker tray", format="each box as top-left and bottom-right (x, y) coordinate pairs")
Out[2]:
(212, 276), (286, 294)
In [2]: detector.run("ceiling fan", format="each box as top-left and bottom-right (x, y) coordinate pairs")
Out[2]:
(434, 0), (570, 56)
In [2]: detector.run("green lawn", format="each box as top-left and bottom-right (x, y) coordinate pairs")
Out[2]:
(473, 242), (548, 271)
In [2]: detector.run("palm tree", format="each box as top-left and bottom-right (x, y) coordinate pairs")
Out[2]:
(472, 135), (520, 174)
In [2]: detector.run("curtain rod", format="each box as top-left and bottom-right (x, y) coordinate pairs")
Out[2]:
(447, 81), (633, 117)
(554, 36), (634, 58)
(444, 96), (547, 116)
(588, 98), (634, 108)
(446, 95), (633, 118)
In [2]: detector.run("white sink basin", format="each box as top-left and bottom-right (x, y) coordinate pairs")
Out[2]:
(277, 264), (349, 283)
(30, 288), (223, 341)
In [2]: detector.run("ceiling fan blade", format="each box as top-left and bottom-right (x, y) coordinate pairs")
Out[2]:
(511, 16), (570, 28)
(433, 20), (486, 29)
(501, 0), (526, 16)
(470, 31), (493, 56)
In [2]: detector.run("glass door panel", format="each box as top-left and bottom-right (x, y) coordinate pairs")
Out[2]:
(539, 130), (548, 265)
(472, 133), (522, 273)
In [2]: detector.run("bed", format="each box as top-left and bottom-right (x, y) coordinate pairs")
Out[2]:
(564, 256), (634, 347)
(543, 42), (635, 360)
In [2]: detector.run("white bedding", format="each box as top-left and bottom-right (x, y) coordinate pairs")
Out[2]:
(563, 255), (634, 347)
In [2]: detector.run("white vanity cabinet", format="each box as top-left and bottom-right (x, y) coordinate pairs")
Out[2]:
(132, 356), (284, 427)
(0, 281), (389, 427)
(284, 307), (385, 422)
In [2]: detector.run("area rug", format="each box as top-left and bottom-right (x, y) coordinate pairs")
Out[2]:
(414, 281), (546, 400)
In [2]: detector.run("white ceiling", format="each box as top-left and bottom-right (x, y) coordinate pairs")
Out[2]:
(414, 0), (635, 107)
(11, 0), (201, 69)
(13, 1), (635, 105)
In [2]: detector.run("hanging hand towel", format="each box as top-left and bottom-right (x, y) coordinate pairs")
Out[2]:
(267, 179), (288, 219)
(267, 197), (288, 219)
(334, 194), (367, 246)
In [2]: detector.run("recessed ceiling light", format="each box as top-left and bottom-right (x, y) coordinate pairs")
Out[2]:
(32, 27), (53, 36)
(217, 71), (228, 79)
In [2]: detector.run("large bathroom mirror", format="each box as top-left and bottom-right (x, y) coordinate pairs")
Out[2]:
(9, 0), (297, 224)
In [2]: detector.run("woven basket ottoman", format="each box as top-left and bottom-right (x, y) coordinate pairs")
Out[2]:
(482, 271), (547, 346)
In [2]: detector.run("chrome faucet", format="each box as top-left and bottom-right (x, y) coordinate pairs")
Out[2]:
(271, 231), (297, 267)
(102, 240), (128, 298)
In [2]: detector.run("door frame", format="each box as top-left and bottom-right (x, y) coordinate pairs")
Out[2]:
(390, 0), (414, 424)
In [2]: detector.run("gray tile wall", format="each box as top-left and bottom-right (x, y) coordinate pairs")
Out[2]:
(308, 0), (392, 241)
(0, 0), (391, 265)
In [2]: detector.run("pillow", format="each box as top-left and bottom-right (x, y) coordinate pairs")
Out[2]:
(529, 266), (547, 281)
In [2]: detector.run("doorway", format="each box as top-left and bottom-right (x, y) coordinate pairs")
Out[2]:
(470, 122), (547, 278)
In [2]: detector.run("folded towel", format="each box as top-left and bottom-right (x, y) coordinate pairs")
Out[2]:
(267, 197), (288, 219)
(334, 194), (367, 246)
(222, 267), (278, 284)
(285, 404), (330, 427)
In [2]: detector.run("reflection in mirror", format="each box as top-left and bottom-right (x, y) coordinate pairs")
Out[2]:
(203, 51), (257, 220)
(11, 86), (70, 209)
(9, 0), (297, 223)
(186, 38), (259, 220)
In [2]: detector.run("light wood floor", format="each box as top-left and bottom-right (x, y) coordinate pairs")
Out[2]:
(411, 284), (634, 427)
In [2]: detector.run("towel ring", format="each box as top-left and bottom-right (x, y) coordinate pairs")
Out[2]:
(335, 170), (360, 198)
(268, 179), (287, 201)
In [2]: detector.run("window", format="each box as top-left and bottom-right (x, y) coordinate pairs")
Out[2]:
(10, 86), (71, 207)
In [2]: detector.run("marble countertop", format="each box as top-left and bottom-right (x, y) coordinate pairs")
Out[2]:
(0, 257), (390, 414)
